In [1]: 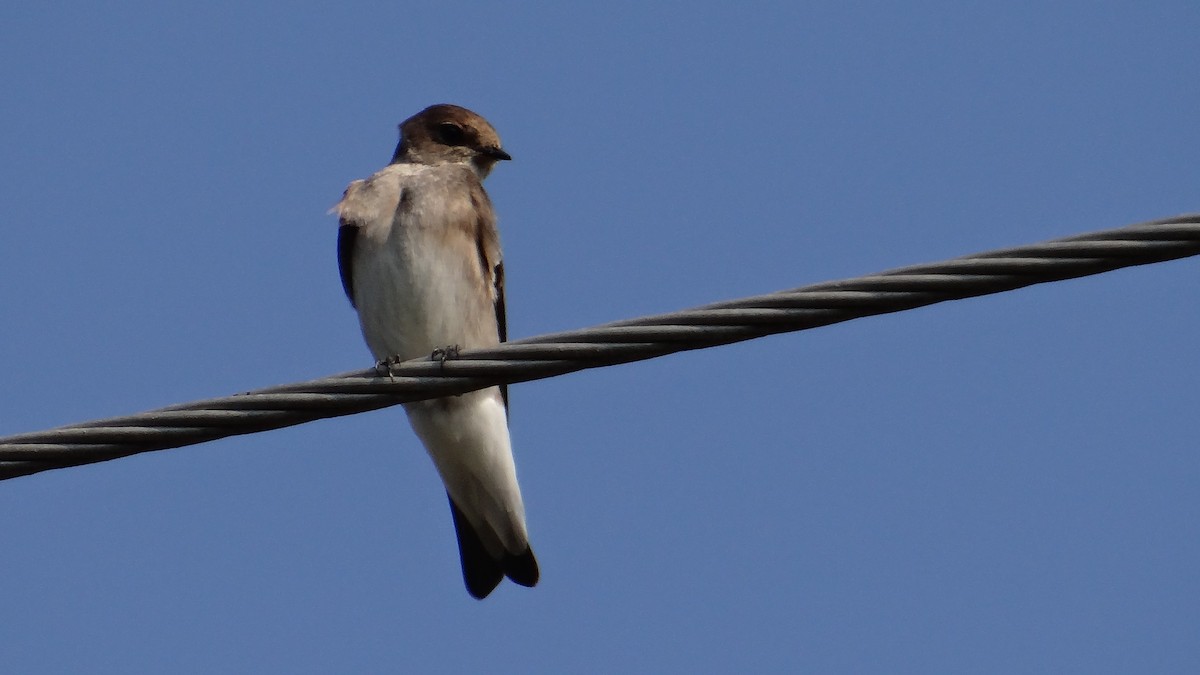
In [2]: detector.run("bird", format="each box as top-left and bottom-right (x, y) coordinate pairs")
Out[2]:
(334, 104), (537, 599)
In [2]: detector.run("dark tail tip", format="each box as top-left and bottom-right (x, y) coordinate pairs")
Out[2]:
(447, 495), (539, 599)
(504, 547), (539, 588)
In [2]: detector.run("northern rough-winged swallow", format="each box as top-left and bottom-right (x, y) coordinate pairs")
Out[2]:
(335, 104), (537, 599)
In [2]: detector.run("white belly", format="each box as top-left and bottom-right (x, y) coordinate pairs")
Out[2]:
(352, 226), (495, 363)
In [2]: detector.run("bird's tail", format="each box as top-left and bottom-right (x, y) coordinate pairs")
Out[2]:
(448, 495), (538, 599)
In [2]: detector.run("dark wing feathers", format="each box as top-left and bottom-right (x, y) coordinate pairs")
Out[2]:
(470, 187), (508, 412)
(494, 261), (508, 412)
(494, 261), (506, 344)
(337, 223), (359, 307)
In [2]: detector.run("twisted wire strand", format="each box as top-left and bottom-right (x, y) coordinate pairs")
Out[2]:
(3, 214), (1198, 480)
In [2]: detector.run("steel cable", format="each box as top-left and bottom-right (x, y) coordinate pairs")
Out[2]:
(2, 213), (1198, 480)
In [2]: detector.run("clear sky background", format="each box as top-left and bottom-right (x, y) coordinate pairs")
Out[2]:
(2, 2), (1198, 673)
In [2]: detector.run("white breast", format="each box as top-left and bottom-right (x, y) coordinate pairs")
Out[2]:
(348, 164), (499, 362)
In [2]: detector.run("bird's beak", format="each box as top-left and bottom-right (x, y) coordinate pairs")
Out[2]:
(483, 146), (512, 161)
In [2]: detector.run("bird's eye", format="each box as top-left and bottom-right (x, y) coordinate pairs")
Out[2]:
(436, 123), (467, 146)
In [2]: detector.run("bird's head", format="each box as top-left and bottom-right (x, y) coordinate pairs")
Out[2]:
(392, 104), (511, 178)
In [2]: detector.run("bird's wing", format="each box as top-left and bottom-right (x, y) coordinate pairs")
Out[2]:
(335, 179), (369, 308)
(469, 179), (508, 411)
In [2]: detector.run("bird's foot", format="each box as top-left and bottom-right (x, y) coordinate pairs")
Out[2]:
(431, 345), (461, 367)
(374, 354), (405, 381)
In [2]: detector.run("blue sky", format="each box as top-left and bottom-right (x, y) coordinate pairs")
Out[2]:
(2, 2), (1198, 673)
